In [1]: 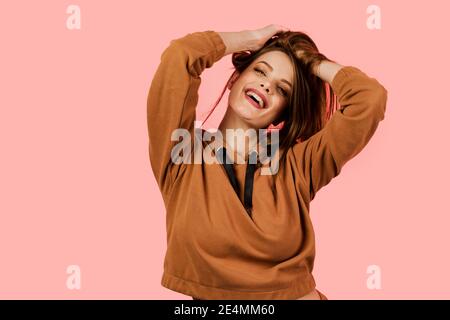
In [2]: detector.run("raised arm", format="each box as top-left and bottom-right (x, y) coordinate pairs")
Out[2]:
(146, 31), (226, 195)
(289, 63), (388, 200)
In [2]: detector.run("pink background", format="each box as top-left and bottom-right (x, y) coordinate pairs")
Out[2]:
(0, 0), (448, 299)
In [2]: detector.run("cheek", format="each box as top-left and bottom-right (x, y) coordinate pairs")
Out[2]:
(269, 100), (288, 120)
(229, 80), (250, 107)
(272, 98), (287, 113)
(229, 87), (242, 106)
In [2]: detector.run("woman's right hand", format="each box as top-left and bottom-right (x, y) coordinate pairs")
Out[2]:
(246, 24), (290, 51)
(218, 24), (289, 56)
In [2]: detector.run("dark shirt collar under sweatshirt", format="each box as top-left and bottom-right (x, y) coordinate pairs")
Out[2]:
(216, 145), (272, 218)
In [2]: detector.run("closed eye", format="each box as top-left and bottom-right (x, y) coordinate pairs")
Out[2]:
(254, 67), (289, 97)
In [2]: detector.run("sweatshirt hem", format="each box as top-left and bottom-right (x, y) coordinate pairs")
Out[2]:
(161, 271), (317, 300)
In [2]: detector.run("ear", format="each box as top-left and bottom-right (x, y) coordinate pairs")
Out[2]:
(227, 71), (240, 90)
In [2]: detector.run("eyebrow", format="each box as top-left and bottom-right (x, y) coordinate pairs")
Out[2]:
(256, 61), (292, 88)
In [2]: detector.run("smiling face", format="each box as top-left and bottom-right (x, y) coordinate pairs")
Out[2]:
(227, 50), (295, 129)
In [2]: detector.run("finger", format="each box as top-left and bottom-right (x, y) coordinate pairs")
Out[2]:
(273, 24), (290, 32)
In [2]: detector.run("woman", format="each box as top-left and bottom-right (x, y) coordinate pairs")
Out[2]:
(147, 24), (388, 300)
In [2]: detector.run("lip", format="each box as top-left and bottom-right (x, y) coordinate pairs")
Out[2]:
(245, 88), (268, 109)
(245, 94), (264, 109)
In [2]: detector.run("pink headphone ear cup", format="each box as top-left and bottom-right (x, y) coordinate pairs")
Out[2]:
(267, 121), (284, 132)
(274, 122), (285, 129)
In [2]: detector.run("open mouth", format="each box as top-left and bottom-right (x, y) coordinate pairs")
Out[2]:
(244, 89), (266, 109)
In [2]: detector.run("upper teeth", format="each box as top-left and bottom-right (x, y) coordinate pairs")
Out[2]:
(246, 91), (264, 108)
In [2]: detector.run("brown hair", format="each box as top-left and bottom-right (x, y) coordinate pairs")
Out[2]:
(202, 30), (340, 174)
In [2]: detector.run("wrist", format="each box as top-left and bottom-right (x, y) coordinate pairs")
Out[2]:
(316, 60), (344, 83)
(218, 31), (255, 55)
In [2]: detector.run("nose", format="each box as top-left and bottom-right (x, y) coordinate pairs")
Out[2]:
(260, 83), (271, 94)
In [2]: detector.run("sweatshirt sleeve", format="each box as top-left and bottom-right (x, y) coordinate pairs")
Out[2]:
(289, 66), (388, 200)
(146, 31), (226, 194)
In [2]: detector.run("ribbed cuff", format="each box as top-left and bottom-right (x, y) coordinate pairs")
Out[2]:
(205, 30), (227, 62)
(330, 65), (363, 93)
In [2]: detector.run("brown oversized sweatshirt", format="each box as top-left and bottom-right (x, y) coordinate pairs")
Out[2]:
(147, 30), (388, 299)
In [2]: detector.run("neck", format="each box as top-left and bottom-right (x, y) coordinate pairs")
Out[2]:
(217, 106), (259, 163)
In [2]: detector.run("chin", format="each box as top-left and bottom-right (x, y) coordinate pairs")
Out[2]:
(230, 103), (257, 123)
